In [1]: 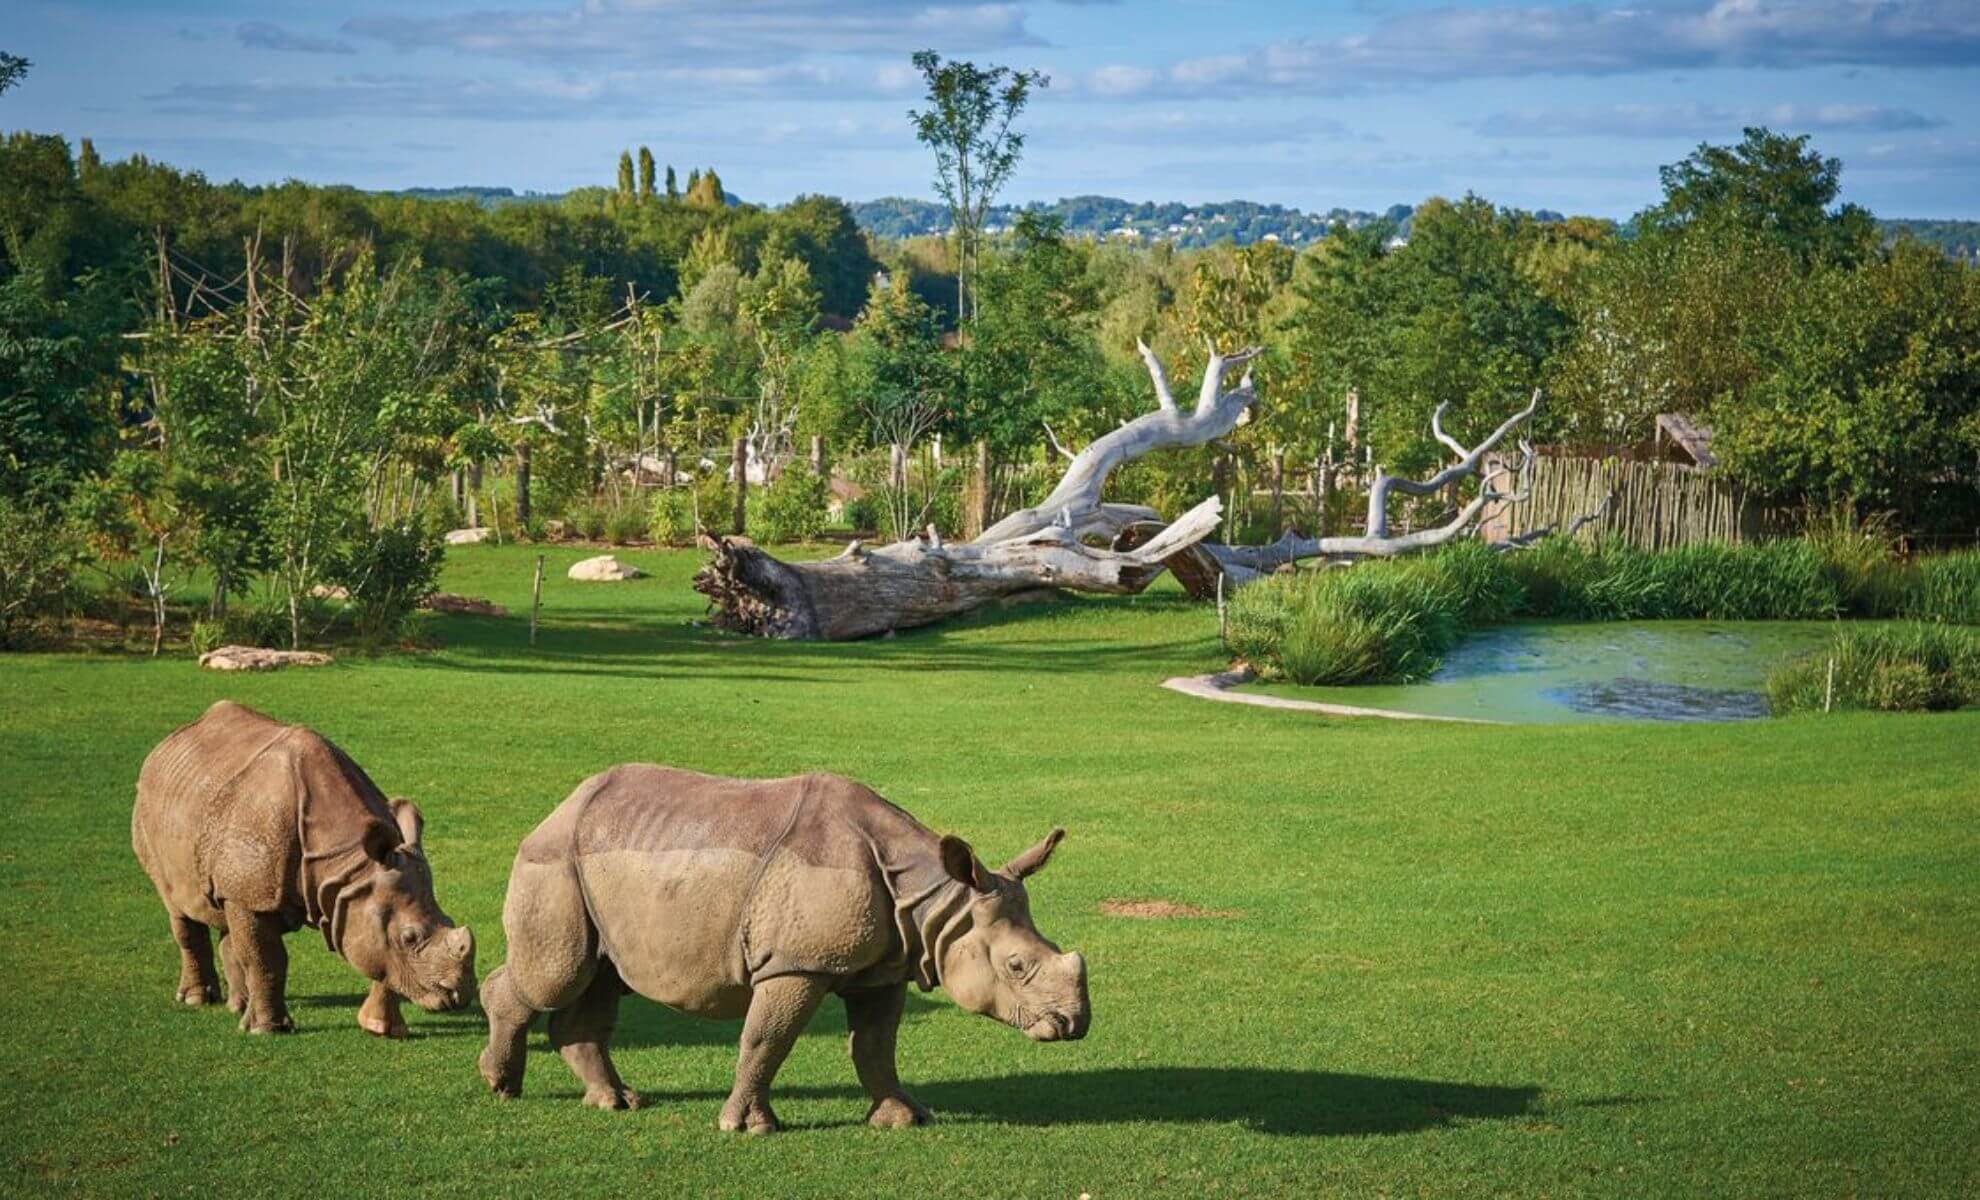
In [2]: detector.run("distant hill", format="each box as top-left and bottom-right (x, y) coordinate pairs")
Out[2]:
(385, 187), (1979, 261)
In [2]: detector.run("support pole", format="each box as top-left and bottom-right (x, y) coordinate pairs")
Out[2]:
(732, 436), (749, 536)
(530, 554), (544, 647)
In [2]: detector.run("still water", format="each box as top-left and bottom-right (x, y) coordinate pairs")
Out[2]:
(1241, 621), (1841, 724)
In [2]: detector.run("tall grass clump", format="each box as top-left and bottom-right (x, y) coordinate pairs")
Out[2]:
(1805, 506), (1911, 617)
(1229, 546), (1521, 684)
(1768, 623), (1980, 714)
(1903, 548), (1980, 626)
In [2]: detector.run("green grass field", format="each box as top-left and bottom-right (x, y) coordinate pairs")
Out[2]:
(3, 544), (1976, 1198)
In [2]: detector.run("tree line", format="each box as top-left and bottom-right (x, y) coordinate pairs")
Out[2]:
(2, 42), (1976, 651)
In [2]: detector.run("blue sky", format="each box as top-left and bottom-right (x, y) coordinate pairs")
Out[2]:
(6, 0), (1980, 217)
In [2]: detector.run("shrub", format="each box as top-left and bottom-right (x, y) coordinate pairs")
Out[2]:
(604, 503), (647, 546)
(221, 601), (295, 649)
(567, 500), (609, 542)
(758, 468), (829, 544)
(648, 490), (696, 547)
(0, 496), (85, 648)
(1768, 623), (1980, 714)
(841, 493), (882, 534)
(336, 521), (443, 644)
(1904, 549), (1980, 626)
(189, 618), (224, 657)
(1655, 539), (1836, 620)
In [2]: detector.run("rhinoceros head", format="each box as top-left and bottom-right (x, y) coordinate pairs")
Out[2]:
(935, 828), (1089, 1043)
(336, 799), (476, 1013)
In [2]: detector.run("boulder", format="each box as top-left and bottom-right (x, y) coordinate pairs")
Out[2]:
(309, 584), (350, 602)
(446, 527), (494, 546)
(198, 646), (334, 672)
(419, 593), (508, 617)
(568, 554), (644, 582)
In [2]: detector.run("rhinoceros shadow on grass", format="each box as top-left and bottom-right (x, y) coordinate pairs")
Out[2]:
(560, 1067), (1541, 1137)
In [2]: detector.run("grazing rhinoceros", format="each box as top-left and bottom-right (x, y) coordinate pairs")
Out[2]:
(132, 700), (476, 1036)
(477, 766), (1089, 1133)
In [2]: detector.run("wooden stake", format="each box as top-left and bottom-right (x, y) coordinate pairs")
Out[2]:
(530, 554), (545, 647)
(1824, 656), (1835, 713)
(732, 436), (749, 536)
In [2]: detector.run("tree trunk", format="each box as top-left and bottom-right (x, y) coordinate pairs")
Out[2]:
(696, 499), (1223, 640)
(515, 446), (532, 530)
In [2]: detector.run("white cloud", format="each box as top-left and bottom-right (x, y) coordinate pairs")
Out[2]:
(1084, 0), (1980, 97)
(1478, 103), (1946, 138)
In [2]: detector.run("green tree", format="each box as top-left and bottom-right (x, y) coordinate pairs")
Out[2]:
(907, 50), (1047, 324)
(1646, 127), (1876, 266)
(0, 53), (28, 96)
(637, 146), (656, 203)
(686, 168), (724, 210)
(963, 214), (1109, 455)
(665, 164), (678, 203)
(616, 150), (635, 201)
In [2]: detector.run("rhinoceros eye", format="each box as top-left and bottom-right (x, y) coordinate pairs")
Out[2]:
(1006, 955), (1027, 978)
(399, 926), (421, 948)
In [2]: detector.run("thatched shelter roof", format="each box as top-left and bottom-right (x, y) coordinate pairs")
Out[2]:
(1654, 413), (1716, 468)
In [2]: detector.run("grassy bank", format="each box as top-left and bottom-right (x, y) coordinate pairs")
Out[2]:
(2, 545), (1977, 1197)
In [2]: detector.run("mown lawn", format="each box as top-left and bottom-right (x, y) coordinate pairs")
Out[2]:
(2, 544), (1976, 1198)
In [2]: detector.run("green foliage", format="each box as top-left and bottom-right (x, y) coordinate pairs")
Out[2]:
(647, 489), (697, 547)
(0, 494), (83, 646)
(1905, 549), (1980, 626)
(335, 520), (444, 644)
(1238, 537), (1851, 686)
(1769, 623), (1980, 714)
(757, 467), (829, 543)
(0, 267), (122, 503)
(567, 500), (610, 541)
(604, 503), (647, 546)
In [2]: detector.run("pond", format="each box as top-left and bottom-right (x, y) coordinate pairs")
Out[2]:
(1239, 621), (1843, 724)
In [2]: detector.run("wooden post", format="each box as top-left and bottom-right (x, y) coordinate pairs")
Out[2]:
(515, 444), (533, 531)
(973, 440), (992, 540)
(1315, 452), (1332, 536)
(809, 435), (825, 478)
(731, 436), (748, 535)
(530, 555), (544, 647)
(1269, 449), (1285, 534)
(1824, 657), (1836, 713)
(466, 460), (482, 528)
(890, 443), (907, 492)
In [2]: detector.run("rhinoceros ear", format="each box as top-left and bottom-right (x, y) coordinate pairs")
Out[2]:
(389, 798), (424, 850)
(939, 835), (993, 894)
(1003, 827), (1065, 880)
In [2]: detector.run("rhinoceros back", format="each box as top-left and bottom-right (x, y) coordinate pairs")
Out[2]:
(544, 766), (931, 1013)
(133, 700), (397, 923)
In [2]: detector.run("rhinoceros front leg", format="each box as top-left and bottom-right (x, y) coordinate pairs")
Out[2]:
(169, 914), (222, 1006)
(551, 960), (639, 1111)
(358, 981), (409, 1039)
(478, 965), (534, 1099)
(845, 984), (932, 1129)
(719, 975), (829, 1134)
(222, 902), (295, 1034)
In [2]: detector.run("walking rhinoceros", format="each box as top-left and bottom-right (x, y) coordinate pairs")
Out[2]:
(132, 700), (476, 1036)
(477, 766), (1089, 1132)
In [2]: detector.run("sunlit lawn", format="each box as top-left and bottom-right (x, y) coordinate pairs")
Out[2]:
(2, 544), (1975, 1197)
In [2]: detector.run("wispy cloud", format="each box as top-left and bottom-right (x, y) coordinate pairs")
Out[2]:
(237, 21), (356, 56)
(1086, 0), (1980, 97)
(148, 73), (656, 121)
(1478, 103), (1947, 138)
(343, 1), (1041, 66)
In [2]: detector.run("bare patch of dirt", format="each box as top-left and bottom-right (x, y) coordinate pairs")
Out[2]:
(1099, 898), (1241, 920)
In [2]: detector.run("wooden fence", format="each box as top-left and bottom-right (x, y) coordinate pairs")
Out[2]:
(1481, 455), (1792, 551)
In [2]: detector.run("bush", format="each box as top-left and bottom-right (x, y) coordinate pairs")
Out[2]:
(336, 521), (444, 644)
(221, 600), (296, 649)
(648, 490), (697, 547)
(1904, 549), (1980, 626)
(1768, 623), (1980, 714)
(1228, 555), (1465, 685)
(841, 493), (882, 534)
(567, 500), (610, 542)
(0, 496), (84, 648)
(189, 618), (224, 657)
(1805, 506), (1910, 618)
(757, 468), (829, 544)
(604, 503), (647, 546)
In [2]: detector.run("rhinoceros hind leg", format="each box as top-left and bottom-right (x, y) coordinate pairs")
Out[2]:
(551, 959), (638, 1111)
(719, 975), (829, 1135)
(218, 933), (247, 1013)
(359, 981), (409, 1038)
(479, 965), (543, 1099)
(223, 903), (295, 1034)
(845, 984), (933, 1129)
(170, 914), (222, 1007)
